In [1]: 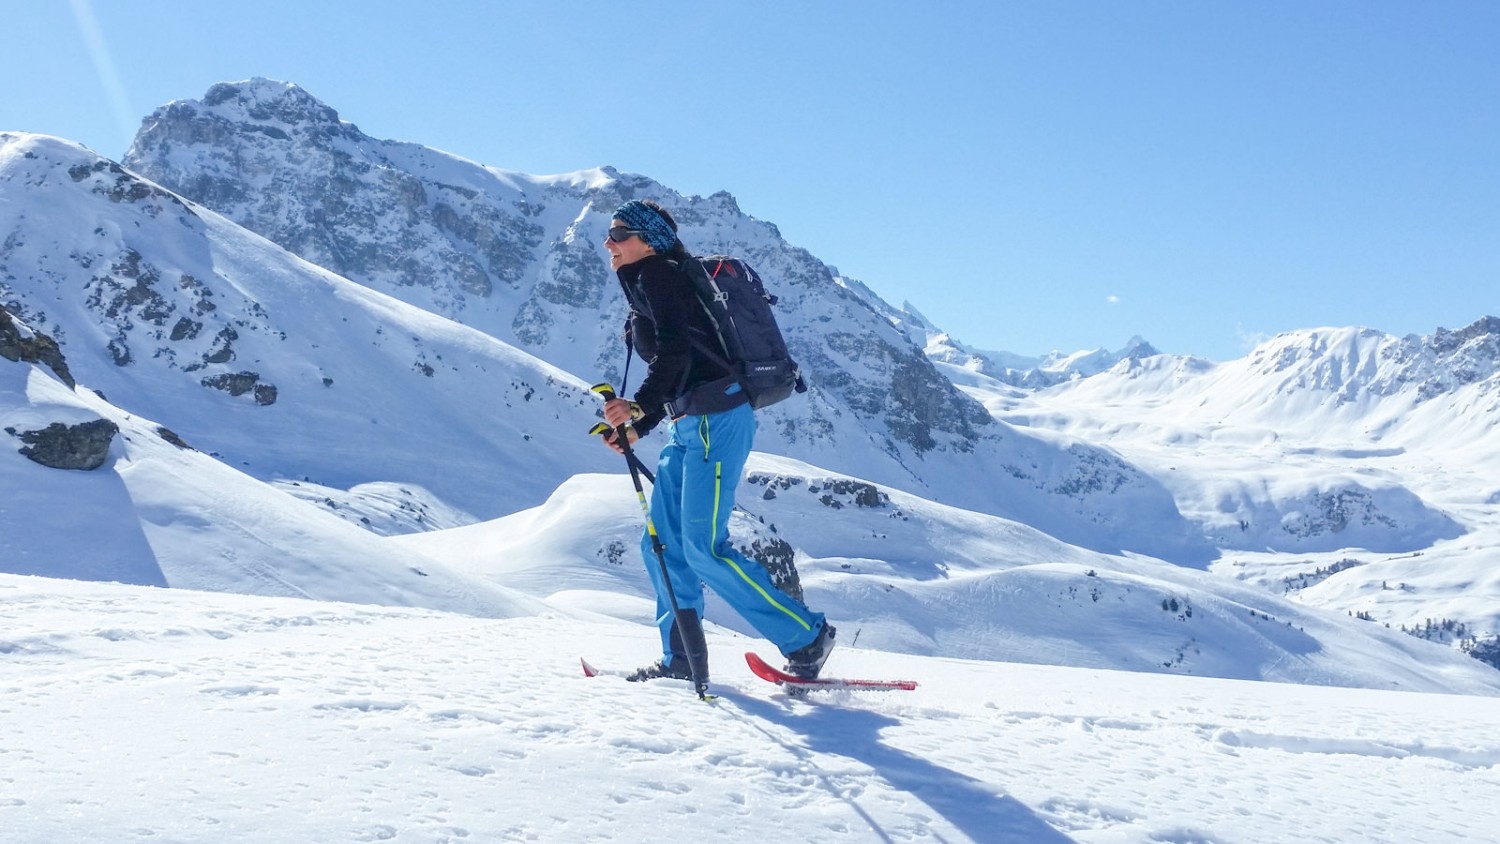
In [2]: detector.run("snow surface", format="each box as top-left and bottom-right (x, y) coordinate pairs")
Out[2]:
(4, 573), (1498, 844)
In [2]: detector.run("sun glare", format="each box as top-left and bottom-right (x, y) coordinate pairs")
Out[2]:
(68, 0), (137, 150)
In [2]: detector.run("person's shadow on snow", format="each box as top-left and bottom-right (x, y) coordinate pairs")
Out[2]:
(726, 693), (1074, 843)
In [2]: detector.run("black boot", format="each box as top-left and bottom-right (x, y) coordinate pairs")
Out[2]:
(625, 657), (693, 682)
(628, 610), (711, 683)
(784, 623), (836, 680)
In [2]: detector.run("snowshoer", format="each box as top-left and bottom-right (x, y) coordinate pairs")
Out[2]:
(599, 199), (835, 686)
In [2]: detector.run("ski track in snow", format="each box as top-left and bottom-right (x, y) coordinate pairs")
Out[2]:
(4, 576), (1499, 844)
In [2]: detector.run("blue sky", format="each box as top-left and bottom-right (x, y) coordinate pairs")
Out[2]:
(5, 1), (1497, 361)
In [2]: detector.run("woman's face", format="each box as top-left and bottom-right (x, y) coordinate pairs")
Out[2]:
(604, 220), (656, 270)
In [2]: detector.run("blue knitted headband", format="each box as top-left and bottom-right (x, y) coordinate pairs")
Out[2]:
(612, 200), (678, 254)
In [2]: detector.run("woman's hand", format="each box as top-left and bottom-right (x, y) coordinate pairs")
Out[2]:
(600, 424), (640, 455)
(603, 398), (642, 428)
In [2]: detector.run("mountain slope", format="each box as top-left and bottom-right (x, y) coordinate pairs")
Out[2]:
(853, 286), (1164, 388)
(997, 322), (1497, 551)
(1, 310), (539, 616)
(1, 131), (613, 519)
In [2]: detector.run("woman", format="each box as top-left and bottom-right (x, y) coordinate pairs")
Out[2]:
(600, 199), (835, 685)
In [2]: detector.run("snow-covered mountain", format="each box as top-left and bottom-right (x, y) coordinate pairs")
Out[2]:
(986, 319), (1500, 663)
(1, 131), (618, 520)
(853, 287), (1163, 388)
(115, 79), (1206, 561)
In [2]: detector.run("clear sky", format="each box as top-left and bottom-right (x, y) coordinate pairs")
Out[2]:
(5, 1), (1497, 361)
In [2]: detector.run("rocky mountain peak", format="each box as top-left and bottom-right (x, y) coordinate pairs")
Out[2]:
(1120, 336), (1160, 360)
(1235, 317), (1500, 406)
(125, 79), (364, 208)
(1429, 315), (1500, 358)
(198, 78), (346, 131)
(1406, 315), (1500, 399)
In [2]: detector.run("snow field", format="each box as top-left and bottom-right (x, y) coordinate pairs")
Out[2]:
(4, 574), (1498, 844)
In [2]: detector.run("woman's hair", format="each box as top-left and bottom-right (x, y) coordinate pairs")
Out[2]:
(645, 200), (689, 258)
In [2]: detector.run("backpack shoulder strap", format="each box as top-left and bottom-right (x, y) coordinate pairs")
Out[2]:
(654, 254), (732, 367)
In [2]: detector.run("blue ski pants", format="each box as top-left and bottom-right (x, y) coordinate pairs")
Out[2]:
(642, 402), (825, 662)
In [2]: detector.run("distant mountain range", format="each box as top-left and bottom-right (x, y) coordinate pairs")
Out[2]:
(3, 79), (1497, 685)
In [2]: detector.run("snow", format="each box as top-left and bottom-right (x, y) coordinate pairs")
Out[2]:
(4, 573), (1498, 843)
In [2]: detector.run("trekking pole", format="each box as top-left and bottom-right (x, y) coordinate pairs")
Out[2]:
(589, 383), (711, 700)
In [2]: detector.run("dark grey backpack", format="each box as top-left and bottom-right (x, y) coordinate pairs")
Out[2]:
(681, 256), (806, 410)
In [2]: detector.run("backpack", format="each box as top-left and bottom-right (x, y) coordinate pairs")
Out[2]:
(679, 255), (806, 410)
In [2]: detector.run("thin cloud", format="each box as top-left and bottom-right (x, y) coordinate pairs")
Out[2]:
(1236, 324), (1272, 353)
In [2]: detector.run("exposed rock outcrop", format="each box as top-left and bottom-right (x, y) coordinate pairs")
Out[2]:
(7, 418), (119, 470)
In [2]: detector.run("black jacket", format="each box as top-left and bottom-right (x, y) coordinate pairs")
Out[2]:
(616, 252), (736, 434)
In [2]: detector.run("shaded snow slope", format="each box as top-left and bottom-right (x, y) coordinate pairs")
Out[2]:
(2, 313), (540, 617)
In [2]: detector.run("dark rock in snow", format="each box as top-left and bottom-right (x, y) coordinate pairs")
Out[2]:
(8, 418), (119, 470)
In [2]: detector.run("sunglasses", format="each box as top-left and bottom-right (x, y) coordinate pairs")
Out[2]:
(606, 226), (644, 243)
